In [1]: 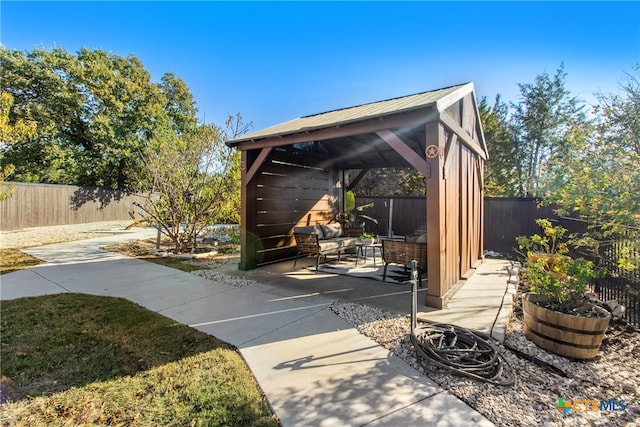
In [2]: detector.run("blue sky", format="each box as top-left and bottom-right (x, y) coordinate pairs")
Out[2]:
(2, 1), (639, 131)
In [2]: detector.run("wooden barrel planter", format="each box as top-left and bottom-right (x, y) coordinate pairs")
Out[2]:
(522, 293), (611, 360)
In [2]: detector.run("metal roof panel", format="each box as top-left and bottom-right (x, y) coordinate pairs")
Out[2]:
(229, 82), (472, 144)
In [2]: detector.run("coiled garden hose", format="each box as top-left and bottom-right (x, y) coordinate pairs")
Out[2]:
(407, 259), (514, 386)
(411, 322), (515, 386)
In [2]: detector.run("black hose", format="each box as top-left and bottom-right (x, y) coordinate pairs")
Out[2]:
(503, 342), (568, 377)
(411, 322), (515, 387)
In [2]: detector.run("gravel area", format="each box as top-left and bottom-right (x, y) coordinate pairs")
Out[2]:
(330, 301), (639, 427)
(6, 222), (639, 426)
(189, 256), (257, 288)
(0, 221), (133, 249)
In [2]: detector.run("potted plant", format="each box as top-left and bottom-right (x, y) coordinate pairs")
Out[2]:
(360, 232), (375, 245)
(336, 190), (378, 231)
(517, 219), (611, 359)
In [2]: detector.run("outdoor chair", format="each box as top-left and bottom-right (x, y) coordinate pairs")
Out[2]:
(381, 239), (427, 286)
(292, 225), (362, 270)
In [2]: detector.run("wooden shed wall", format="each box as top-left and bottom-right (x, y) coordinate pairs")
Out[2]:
(241, 149), (338, 267)
(426, 92), (486, 307)
(444, 138), (461, 288)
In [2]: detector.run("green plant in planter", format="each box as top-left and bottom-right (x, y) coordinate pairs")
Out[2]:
(336, 190), (378, 230)
(360, 232), (375, 243)
(517, 219), (598, 312)
(518, 219), (610, 359)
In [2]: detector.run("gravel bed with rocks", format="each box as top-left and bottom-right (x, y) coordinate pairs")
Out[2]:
(192, 269), (256, 287)
(0, 221), (133, 249)
(189, 256), (257, 288)
(330, 301), (639, 427)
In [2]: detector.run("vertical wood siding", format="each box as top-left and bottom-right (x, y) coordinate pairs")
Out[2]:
(445, 139), (462, 288)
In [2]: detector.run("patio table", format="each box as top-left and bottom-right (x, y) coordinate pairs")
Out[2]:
(355, 242), (382, 266)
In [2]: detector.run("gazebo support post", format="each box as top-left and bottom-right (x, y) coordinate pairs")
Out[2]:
(239, 149), (269, 270)
(425, 121), (447, 309)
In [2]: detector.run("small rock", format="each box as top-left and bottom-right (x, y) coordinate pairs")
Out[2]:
(622, 381), (637, 395)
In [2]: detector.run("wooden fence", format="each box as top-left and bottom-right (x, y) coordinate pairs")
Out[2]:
(356, 196), (558, 252)
(357, 195), (640, 326)
(354, 196), (562, 252)
(352, 196), (425, 237)
(1, 182), (145, 231)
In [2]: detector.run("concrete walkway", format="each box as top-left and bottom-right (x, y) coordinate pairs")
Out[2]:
(0, 228), (512, 426)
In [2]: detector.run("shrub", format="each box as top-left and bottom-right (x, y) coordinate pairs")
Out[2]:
(518, 219), (597, 309)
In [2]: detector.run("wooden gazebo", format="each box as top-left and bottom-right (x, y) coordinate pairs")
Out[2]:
(227, 82), (488, 309)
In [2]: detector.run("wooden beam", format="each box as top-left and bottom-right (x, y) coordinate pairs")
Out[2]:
(233, 109), (438, 151)
(478, 157), (485, 260)
(242, 147), (272, 187)
(337, 160), (415, 170)
(439, 111), (487, 160)
(475, 155), (484, 190)
(347, 169), (370, 190)
(239, 150), (258, 270)
(461, 93), (476, 138)
(424, 121), (448, 309)
(469, 89), (489, 159)
(443, 132), (458, 178)
(376, 130), (430, 178)
(435, 82), (474, 113)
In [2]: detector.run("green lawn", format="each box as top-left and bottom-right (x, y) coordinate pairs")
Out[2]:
(0, 293), (279, 426)
(0, 249), (42, 274)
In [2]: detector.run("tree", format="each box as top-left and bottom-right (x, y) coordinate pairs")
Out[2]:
(479, 96), (518, 196)
(0, 47), (181, 190)
(479, 65), (589, 197)
(159, 72), (198, 136)
(68, 48), (170, 190)
(0, 91), (37, 200)
(134, 114), (250, 252)
(346, 167), (425, 197)
(544, 66), (640, 273)
(510, 64), (586, 196)
(550, 68), (640, 229)
(0, 47), (80, 184)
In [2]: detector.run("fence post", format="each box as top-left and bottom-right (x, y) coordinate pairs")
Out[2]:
(388, 198), (394, 237)
(410, 259), (418, 337)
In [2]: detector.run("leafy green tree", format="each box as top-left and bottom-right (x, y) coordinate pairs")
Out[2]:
(69, 48), (169, 190)
(549, 67), (640, 250)
(510, 64), (586, 196)
(0, 91), (37, 200)
(1, 46), (249, 234)
(0, 163), (15, 202)
(159, 72), (199, 136)
(134, 114), (250, 252)
(0, 47), (180, 190)
(479, 95), (518, 196)
(480, 65), (589, 197)
(0, 47), (80, 184)
(347, 167), (425, 197)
